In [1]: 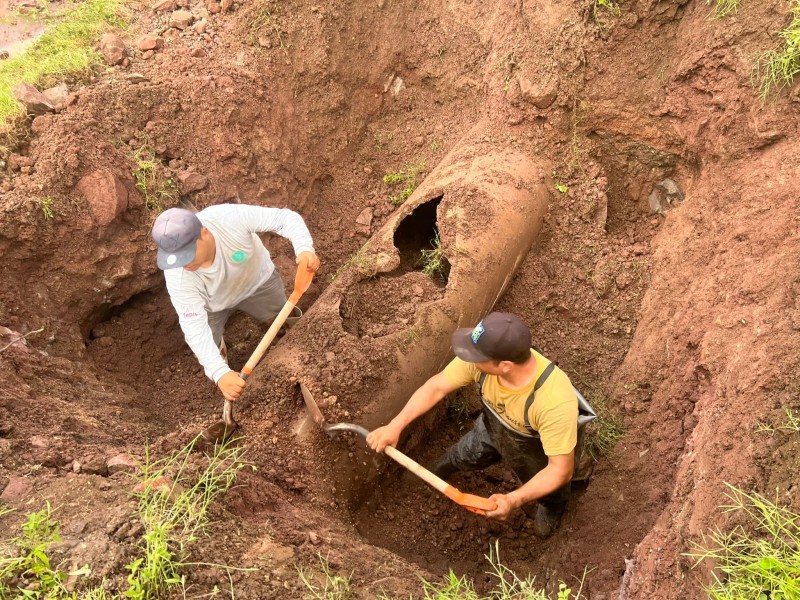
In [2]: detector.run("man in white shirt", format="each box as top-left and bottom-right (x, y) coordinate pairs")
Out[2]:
(151, 205), (320, 401)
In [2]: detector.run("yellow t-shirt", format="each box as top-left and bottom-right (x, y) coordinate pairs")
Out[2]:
(442, 350), (578, 456)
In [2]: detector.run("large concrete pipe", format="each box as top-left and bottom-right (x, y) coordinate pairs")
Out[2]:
(263, 135), (551, 508)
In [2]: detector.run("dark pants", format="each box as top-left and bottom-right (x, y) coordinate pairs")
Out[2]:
(431, 408), (583, 513)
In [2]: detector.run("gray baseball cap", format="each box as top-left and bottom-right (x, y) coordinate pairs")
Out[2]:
(151, 208), (202, 270)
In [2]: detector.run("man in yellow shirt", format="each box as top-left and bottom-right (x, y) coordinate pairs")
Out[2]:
(367, 312), (580, 538)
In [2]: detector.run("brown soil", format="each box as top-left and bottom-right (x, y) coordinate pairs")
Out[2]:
(2, 0), (800, 598)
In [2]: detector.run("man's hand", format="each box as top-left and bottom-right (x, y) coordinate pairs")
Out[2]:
(366, 423), (403, 452)
(218, 371), (246, 401)
(297, 251), (321, 273)
(485, 492), (521, 521)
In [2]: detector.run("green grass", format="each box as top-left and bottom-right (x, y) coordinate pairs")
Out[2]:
(689, 483), (800, 600)
(297, 555), (355, 600)
(592, 0), (620, 29)
(0, 439), (247, 599)
(583, 393), (625, 460)
(330, 245), (375, 281)
(755, 407), (800, 434)
(383, 161), (425, 206)
(756, 0), (800, 99)
(131, 147), (180, 213)
(37, 196), (54, 219)
(418, 232), (448, 280)
(0, 503), (92, 598)
(418, 542), (585, 599)
(707, 0), (740, 19)
(125, 437), (248, 600)
(0, 0), (127, 131)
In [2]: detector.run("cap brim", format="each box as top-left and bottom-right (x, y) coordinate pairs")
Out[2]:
(451, 327), (492, 363)
(157, 240), (197, 270)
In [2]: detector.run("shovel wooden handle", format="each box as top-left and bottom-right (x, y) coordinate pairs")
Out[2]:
(221, 256), (315, 424)
(240, 255), (315, 378)
(383, 445), (497, 515)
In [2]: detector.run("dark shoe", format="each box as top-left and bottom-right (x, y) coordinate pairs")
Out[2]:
(533, 504), (562, 539)
(429, 458), (459, 482)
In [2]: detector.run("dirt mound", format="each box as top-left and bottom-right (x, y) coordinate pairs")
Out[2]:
(2, 0), (800, 598)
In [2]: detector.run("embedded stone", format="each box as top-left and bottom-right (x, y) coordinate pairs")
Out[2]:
(99, 33), (126, 65)
(137, 34), (164, 52)
(77, 170), (130, 226)
(12, 83), (54, 116)
(42, 83), (69, 107)
(169, 9), (194, 29)
(517, 74), (559, 109)
(0, 477), (32, 504)
(178, 170), (208, 193)
(107, 453), (138, 475)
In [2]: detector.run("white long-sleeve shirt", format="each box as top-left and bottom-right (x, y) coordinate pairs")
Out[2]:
(163, 204), (315, 383)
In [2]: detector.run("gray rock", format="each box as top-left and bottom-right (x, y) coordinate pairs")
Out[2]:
(12, 83), (55, 116)
(648, 178), (684, 214)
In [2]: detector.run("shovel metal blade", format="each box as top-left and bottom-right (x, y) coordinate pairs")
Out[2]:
(323, 422), (370, 439)
(199, 420), (238, 449)
(299, 381), (326, 425)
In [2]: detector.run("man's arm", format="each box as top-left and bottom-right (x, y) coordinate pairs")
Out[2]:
(486, 452), (574, 520)
(366, 371), (461, 452)
(234, 205), (316, 254)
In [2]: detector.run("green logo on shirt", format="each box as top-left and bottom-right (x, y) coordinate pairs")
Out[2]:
(231, 250), (246, 263)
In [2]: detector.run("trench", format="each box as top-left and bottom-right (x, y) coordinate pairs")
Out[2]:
(74, 133), (683, 592)
(61, 127), (697, 600)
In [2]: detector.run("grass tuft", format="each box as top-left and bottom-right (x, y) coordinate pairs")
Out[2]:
(418, 541), (586, 599)
(592, 0), (620, 29)
(125, 437), (247, 599)
(707, 0), (740, 19)
(756, 1), (800, 100)
(689, 483), (800, 600)
(0, 0), (127, 131)
(37, 196), (55, 219)
(383, 161), (425, 206)
(131, 147), (180, 213)
(297, 554), (355, 600)
(331, 245), (375, 281)
(0, 503), (92, 598)
(417, 232), (449, 280)
(584, 393), (625, 460)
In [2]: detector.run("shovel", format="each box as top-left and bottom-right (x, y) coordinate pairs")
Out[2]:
(299, 382), (497, 516)
(199, 256), (315, 446)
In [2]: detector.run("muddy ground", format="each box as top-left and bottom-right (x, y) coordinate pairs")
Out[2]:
(1, 0), (800, 598)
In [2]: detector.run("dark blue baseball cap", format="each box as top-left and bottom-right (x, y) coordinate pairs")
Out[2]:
(451, 312), (531, 362)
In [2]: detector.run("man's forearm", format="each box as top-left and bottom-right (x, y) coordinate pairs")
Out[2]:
(506, 464), (572, 509)
(389, 380), (447, 431)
